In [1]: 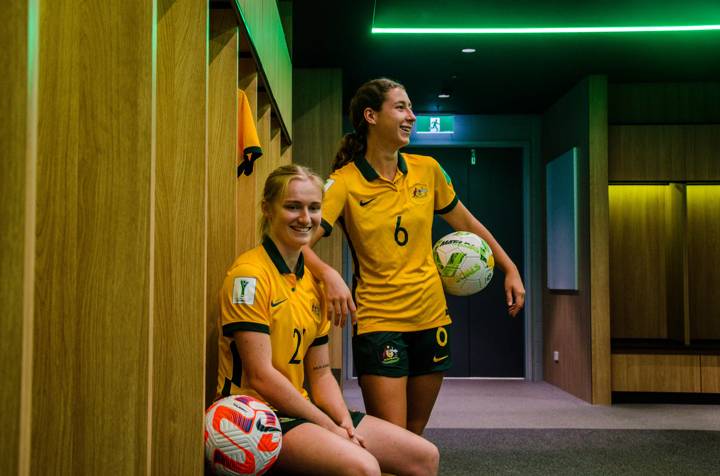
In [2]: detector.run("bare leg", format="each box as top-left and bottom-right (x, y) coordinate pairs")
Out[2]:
(356, 415), (439, 476)
(272, 422), (380, 476)
(405, 372), (444, 435)
(359, 375), (408, 428)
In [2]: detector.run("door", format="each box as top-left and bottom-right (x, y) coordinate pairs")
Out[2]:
(404, 146), (525, 377)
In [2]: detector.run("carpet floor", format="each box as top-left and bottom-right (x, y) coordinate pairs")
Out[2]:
(424, 428), (720, 475)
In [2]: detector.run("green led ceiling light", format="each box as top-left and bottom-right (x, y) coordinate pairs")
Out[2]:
(372, 25), (720, 34)
(371, 0), (720, 34)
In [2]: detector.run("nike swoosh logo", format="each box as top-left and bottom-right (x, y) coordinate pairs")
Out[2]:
(433, 355), (449, 363)
(271, 298), (288, 308)
(359, 198), (376, 207)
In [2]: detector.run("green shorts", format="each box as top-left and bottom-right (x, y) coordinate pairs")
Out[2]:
(352, 325), (452, 377)
(276, 410), (365, 435)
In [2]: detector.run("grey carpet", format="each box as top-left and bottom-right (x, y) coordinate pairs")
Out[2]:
(424, 428), (720, 475)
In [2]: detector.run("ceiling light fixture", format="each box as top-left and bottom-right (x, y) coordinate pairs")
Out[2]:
(372, 25), (720, 34)
(461, 48), (476, 53)
(438, 93), (451, 98)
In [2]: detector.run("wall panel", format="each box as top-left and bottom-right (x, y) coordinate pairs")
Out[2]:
(32, 1), (153, 473)
(207, 9), (239, 406)
(608, 82), (720, 124)
(588, 76), (610, 404)
(701, 355), (720, 393)
(255, 95), (274, 203)
(1, 2), (32, 473)
(609, 186), (668, 338)
(608, 125), (685, 181)
(236, 62), (259, 255)
(235, 0), (292, 140)
(687, 186), (720, 340)
(612, 354), (701, 393)
(542, 78), (593, 403)
(686, 125), (720, 181)
(152, 1), (206, 473)
(292, 69), (344, 372)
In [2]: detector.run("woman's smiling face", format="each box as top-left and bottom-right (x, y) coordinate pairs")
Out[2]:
(368, 87), (417, 148)
(265, 177), (322, 253)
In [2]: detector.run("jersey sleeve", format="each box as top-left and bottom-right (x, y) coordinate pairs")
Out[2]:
(320, 172), (348, 237)
(432, 158), (458, 215)
(219, 263), (271, 336)
(309, 276), (331, 346)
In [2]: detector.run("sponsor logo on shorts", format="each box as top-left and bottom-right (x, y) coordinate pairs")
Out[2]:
(380, 345), (400, 365)
(433, 355), (449, 363)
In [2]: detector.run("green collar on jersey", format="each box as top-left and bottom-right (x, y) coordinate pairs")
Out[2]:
(355, 153), (408, 182)
(262, 236), (305, 279)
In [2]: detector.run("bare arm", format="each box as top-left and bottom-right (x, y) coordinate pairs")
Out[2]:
(233, 330), (344, 435)
(441, 200), (526, 317)
(304, 343), (364, 446)
(302, 227), (357, 326)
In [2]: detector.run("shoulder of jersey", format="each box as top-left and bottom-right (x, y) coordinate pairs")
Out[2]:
(402, 153), (439, 170)
(402, 152), (436, 164)
(331, 162), (357, 178)
(226, 248), (269, 279)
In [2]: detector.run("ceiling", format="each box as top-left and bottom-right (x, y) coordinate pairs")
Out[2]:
(291, 0), (720, 115)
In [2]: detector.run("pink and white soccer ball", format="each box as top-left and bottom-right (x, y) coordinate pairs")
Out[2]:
(205, 395), (282, 476)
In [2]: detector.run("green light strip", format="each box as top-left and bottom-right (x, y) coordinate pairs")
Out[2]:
(372, 25), (720, 34)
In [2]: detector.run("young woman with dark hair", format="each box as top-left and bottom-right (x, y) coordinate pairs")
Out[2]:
(303, 78), (526, 435)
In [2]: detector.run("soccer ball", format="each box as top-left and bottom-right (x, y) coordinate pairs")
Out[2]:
(205, 395), (282, 476)
(433, 231), (494, 296)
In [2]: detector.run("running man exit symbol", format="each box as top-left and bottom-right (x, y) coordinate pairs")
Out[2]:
(430, 117), (441, 132)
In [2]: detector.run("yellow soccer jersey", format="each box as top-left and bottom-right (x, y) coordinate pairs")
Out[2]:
(216, 237), (330, 404)
(321, 153), (458, 335)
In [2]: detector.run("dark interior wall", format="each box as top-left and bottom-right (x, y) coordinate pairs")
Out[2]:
(409, 114), (545, 381)
(609, 82), (720, 124)
(541, 79), (593, 402)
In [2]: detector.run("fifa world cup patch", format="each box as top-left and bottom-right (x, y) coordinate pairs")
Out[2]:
(380, 345), (400, 365)
(311, 301), (321, 317)
(232, 277), (257, 305)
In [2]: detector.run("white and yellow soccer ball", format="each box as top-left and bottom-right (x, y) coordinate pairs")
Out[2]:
(205, 395), (282, 476)
(433, 231), (494, 296)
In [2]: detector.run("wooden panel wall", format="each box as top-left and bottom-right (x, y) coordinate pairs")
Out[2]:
(4, 2), (292, 471)
(236, 59), (259, 255)
(236, 0), (293, 140)
(609, 186), (669, 338)
(292, 69), (345, 373)
(608, 82), (720, 124)
(611, 354), (701, 392)
(588, 77), (611, 404)
(152, 2), (207, 474)
(255, 94), (275, 208)
(687, 186), (720, 340)
(666, 185), (688, 344)
(542, 78), (593, 402)
(701, 356), (720, 393)
(608, 125), (685, 181)
(31, 2), (154, 474)
(207, 10), (238, 406)
(1, 2), (32, 473)
(609, 124), (720, 182)
(686, 126), (720, 181)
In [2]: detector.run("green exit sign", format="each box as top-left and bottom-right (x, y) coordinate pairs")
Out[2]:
(416, 115), (454, 134)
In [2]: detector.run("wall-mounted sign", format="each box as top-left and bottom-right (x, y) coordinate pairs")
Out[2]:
(416, 115), (454, 134)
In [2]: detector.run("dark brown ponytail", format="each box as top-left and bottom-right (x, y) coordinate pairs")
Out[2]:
(331, 78), (405, 172)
